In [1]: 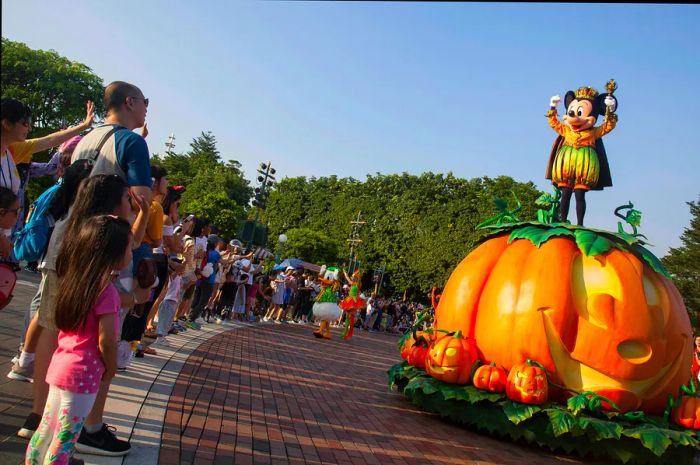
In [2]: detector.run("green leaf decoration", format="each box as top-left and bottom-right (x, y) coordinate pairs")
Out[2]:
(578, 416), (623, 441)
(574, 229), (614, 256)
(509, 226), (573, 248)
(567, 393), (589, 416)
(660, 428), (699, 449)
(544, 408), (578, 437)
(622, 424), (673, 456)
(387, 362), (405, 387)
(631, 245), (672, 279)
(440, 383), (506, 403)
(503, 400), (542, 425)
(404, 375), (440, 397)
(387, 362), (699, 464)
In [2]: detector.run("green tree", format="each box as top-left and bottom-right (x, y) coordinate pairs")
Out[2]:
(264, 172), (543, 300)
(1, 37), (104, 135)
(2, 37), (104, 202)
(153, 132), (252, 238)
(662, 197), (700, 334)
(281, 228), (341, 265)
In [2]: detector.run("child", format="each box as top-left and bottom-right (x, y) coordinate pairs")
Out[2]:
(232, 272), (249, 321)
(214, 271), (236, 322)
(152, 258), (184, 347)
(25, 215), (132, 465)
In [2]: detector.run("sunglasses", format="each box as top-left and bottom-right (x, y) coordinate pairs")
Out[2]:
(129, 96), (149, 108)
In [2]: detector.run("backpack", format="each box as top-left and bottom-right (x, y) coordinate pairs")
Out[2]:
(12, 126), (118, 263)
(12, 183), (60, 262)
(0, 262), (17, 310)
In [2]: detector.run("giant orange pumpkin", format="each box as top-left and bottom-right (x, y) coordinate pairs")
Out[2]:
(433, 231), (693, 413)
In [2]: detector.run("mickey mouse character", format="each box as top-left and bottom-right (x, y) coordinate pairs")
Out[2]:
(545, 80), (618, 225)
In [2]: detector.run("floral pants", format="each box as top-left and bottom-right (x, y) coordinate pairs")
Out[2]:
(26, 386), (96, 465)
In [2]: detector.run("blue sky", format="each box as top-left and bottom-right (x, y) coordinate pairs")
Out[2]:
(3, 1), (699, 255)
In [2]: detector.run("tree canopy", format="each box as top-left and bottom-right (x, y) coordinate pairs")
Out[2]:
(1, 37), (104, 135)
(662, 197), (700, 334)
(263, 173), (542, 299)
(151, 131), (252, 238)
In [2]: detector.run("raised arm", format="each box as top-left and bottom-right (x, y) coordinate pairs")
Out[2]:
(31, 101), (95, 154)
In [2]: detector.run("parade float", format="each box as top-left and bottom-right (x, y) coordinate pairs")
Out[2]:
(388, 80), (698, 463)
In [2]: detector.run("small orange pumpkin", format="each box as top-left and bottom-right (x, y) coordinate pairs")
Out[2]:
(506, 360), (548, 405)
(406, 343), (429, 369)
(400, 331), (431, 360)
(672, 395), (700, 430)
(425, 330), (478, 384)
(473, 362), (507, 393)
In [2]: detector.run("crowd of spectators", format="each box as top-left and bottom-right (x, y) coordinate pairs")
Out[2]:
(1, 81), (428, 465)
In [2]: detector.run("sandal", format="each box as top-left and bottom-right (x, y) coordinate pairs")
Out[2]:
(143, 329), (157, 339)
(141, 346), (158, 355)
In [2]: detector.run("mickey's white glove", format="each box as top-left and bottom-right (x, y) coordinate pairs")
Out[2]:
(550, 95), (561, 107)
(604, 95), (616, 112)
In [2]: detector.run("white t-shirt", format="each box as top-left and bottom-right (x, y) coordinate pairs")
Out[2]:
(238, 259), (253, 284)
(0, 151), (21, 195)
(164, 275), (182, 302)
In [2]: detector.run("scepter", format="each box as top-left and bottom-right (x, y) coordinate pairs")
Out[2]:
(605, 79), (618, 117)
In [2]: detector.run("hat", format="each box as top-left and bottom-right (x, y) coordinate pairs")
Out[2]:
(207, 234), (221, 245)
(58, 135), (82, 154)
(230, 239), (242, 248)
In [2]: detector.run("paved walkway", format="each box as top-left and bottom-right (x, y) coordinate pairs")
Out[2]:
(1, 271), (604, 465)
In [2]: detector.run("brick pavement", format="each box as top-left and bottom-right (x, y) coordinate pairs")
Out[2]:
(159, 324), (602, 465)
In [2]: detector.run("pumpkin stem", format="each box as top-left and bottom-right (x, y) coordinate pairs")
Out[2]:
(453, 330), (462, 339)
(468, 360), (482, 384)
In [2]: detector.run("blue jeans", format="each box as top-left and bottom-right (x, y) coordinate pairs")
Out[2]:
(157, 299), (177, 336)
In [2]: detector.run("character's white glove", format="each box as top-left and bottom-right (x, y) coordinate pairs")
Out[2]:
(604, 95), (617, 112)
(550, 95), (561, 107)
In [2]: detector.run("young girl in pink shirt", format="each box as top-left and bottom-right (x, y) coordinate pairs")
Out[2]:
(25, 215), (132, 465)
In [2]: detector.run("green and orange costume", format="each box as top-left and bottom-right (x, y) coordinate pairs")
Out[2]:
(339, 273), (366, 341)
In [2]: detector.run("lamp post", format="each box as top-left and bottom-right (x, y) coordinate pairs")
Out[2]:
(240, 161), (277, 249)
(275, 233), (287, 264)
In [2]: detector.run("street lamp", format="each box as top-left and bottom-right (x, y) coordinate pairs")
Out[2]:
(275, 233), (287, 263)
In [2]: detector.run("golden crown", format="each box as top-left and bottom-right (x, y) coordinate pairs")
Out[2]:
(574, 86), (599, 100)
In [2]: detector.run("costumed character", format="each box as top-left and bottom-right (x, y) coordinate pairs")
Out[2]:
(546, 79), (619, 225)
(339, 269), (366, 340)
(312, 266), (342, 339)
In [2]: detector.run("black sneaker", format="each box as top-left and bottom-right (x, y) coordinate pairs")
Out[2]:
(17, 411), (42, 439)
(76, 423), (131, 456)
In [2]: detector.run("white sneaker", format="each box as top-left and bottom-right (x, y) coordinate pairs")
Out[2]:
(154, 336), (170, 347)
(215, 318), (222, 325)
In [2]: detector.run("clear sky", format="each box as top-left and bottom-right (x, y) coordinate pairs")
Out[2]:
(3, 1), (699, 256)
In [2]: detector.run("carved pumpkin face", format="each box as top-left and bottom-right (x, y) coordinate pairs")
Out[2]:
(472, 362), (507, 393)
(425, 331), (477, 385)
(506, 361), (548, 405)
(434, 234), (693, 413)
(672, 395), (700, 430)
